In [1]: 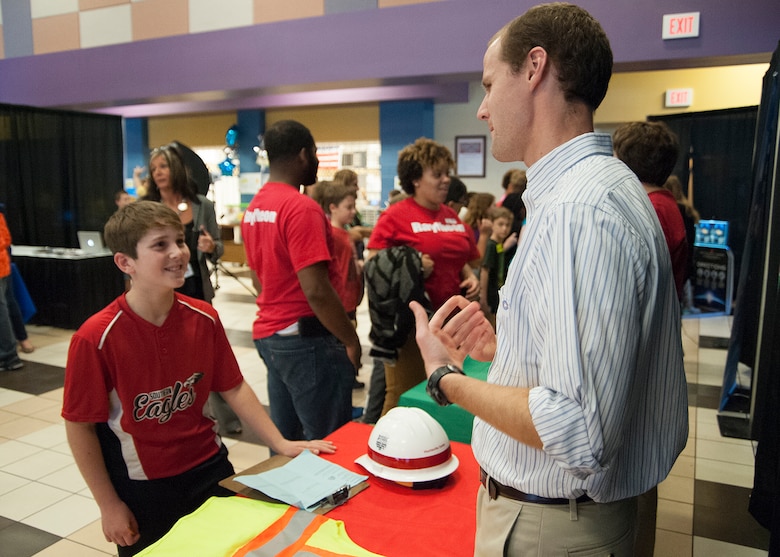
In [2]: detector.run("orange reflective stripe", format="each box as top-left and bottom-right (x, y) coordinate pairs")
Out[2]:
(297, 545), (358, 557)
(232, 506), (299, 557)
(235, 507), (373, 557)
(275, 514), (328, 557)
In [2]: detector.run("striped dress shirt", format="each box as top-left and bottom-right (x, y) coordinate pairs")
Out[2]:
(472, 133), (688, 503)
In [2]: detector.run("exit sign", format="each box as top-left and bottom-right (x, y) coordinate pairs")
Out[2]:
(665, 88), (693, 108)
(662, 12), (700, 39)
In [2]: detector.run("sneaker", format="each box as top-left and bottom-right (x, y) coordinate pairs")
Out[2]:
(0, 357), (24, 371)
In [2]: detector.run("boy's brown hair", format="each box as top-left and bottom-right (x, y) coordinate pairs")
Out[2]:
(489, 206), (514, 223)
(104, 200), (183, 258)
(613, 121), (680, 187)
(311, 180), (356, 216)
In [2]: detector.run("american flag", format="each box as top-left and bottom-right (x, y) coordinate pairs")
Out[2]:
(317, 147), (341, 171)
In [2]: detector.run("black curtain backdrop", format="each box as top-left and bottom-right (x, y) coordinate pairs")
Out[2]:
(0, 103), (123, 247)
(649, 106), (758, 286)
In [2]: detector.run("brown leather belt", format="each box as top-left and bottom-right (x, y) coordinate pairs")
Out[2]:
(480, 468), (592, 505)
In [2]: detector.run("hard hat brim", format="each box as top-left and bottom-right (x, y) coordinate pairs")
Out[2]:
(355, 453), (460, 483)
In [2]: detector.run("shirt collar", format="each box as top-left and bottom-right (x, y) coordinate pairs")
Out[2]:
(524, 132), (613, 210)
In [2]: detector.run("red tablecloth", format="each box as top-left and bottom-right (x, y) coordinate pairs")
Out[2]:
(320, 422), (478, 557)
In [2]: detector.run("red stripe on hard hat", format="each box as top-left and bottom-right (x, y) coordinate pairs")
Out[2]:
(367, 446), (452, 469)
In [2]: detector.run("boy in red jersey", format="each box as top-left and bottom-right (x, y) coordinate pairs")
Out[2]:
(62, 201), (334, 556)
(312, 180), (363, 322)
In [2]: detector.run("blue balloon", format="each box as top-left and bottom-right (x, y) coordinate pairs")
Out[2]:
(225, 126), (239, 148)
(219, 157), (236, 176)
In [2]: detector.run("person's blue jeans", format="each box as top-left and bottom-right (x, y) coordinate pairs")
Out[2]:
(6, 273), (28, 342)
(0, 275), (19, 363)
(361, 358), (386, 424)
(256, 332), (353, 441)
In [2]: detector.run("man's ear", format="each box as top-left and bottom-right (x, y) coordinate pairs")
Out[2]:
(114, 252), (134, 275)
(526, 46), (548, 88)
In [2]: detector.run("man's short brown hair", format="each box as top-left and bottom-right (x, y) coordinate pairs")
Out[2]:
(494, 3), (613, 110)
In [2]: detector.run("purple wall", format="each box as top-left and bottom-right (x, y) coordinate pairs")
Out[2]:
(0, 0), (777, 116)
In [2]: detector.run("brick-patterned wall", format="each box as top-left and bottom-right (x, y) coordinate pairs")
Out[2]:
(0, 0), (440, 59)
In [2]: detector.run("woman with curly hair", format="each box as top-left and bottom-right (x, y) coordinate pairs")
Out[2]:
(367, 137), (480, 414)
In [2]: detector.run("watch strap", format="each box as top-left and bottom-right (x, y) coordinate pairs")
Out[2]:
(426, 364), (465, 406)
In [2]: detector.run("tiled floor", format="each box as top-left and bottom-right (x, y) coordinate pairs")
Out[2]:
(0, 266), (771, 556)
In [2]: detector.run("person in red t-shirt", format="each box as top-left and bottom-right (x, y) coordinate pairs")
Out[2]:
(613, 121), (687, 301)
(62, 201), (334, 557)
(613, 119), (685, 557)
(367, 138), (480, 414)
(312, 180), (366, 391)
(242, 120), (361, 443)
(0, 212), (23, 371)
(311, 181), (363, 319)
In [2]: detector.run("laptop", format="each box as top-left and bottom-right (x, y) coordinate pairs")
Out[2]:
(77, 231), (106, 253)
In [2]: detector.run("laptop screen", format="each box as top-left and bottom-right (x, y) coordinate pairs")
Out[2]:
(77, 231), (105, 252)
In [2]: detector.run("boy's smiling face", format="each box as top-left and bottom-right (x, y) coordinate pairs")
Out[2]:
(124, 225), (190, 290)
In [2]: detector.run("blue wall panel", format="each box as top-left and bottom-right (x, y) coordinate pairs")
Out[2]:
(0, 0), (33, 58)
(237, 109), (264, 174)
(379, 100), (434, 203)
(123, 118), (148, 195)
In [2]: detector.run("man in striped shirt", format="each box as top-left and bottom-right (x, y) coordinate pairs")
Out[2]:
(410, 4), (688, 556)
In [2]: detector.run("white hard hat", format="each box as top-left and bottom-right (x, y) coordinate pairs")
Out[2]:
(355, 407), (459, 487)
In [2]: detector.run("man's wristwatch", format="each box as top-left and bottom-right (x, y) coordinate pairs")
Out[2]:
(426, 364), (466, 406)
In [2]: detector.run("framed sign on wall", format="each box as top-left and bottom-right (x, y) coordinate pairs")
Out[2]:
(454, 135), (486, 178)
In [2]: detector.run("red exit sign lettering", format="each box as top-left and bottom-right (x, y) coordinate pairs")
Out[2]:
(665, 88), (693, 108)
(662, 12), (700, 40)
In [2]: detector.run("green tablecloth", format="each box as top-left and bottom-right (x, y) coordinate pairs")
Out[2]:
(398, 357), (490, 444)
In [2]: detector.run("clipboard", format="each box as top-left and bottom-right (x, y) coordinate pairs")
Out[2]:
(219, 455), (370, 515)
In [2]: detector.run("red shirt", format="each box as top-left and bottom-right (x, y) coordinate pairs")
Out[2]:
(368, 197), (479, 309)
(62, 294), (243, 480)
(242, 182), (337, 338)
(648, 189), (688, 299)
(331, 225), (362, 314)
(0, 214), (11, 279)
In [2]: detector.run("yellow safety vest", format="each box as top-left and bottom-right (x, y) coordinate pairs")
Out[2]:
(137, 496), (384, 557)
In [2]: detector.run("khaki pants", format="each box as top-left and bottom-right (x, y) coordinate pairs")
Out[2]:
(381, 333), (425, 416)
(475, 485), (637, 556)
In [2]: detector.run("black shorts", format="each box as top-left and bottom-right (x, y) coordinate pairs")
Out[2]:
(113, 444), (235, 556)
